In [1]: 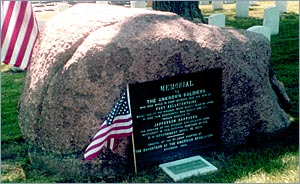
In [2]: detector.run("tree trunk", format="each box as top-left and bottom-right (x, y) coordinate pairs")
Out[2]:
(152, 1), (207, 24)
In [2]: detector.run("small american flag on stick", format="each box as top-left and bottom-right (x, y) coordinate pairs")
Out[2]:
(84, 90), (133, 161)
(1, 1), (39, 70)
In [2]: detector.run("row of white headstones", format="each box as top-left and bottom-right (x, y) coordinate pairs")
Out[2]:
(36, 1), (286, 42)
(97, 1), (284, 41)
(202, 1), (287, 41)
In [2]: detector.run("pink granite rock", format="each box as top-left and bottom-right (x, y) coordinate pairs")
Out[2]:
(18, 4), (290, 180)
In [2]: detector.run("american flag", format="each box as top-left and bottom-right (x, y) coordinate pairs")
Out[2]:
(1, 1), (39, 70)
(84, 90), (133, 161)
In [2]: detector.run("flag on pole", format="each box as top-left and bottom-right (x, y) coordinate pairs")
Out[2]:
(84, 90), (133, 161)
(1, 1), (39, 70)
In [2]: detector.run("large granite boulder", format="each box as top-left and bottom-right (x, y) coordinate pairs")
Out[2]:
(18, 4), (290, 180)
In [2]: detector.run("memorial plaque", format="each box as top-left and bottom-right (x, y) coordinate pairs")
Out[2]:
(128, 69), (222, 172)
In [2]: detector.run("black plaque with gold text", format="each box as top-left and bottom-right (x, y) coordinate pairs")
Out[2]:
(128, 69), (222, 172)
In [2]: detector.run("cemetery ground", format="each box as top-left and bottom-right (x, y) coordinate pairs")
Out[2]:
(1, 1), (299, 183)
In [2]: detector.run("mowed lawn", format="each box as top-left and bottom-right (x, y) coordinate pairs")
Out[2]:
(1, 1), (299, 183)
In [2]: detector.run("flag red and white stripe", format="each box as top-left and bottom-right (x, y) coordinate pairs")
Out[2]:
(1, 1), (39, 70)
(84, 116), (133, 161)
(84, 90), (133, 161)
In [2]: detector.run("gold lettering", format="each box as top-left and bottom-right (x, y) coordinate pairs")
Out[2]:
(160, 81), (195, 92)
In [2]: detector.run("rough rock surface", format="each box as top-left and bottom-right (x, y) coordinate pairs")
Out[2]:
(18, 4), (290, 180)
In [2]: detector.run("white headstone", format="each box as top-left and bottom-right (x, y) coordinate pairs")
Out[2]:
(208, 14), (225, 28)
(224, 0), (234, 4)
(131, 1), (146, 8)
(212, 1), (223, 10)
(275, 1), (287, 13)
(249, 1), (258, 6)
(247, 26), (271, 41)
(37, 19), (47, 30)
(263, 7), (280, 35)
(96, 1), (108, 4)
(236, 1), (249, 17)
(199, 0), (209, 5)
(57, 3), (69, 13)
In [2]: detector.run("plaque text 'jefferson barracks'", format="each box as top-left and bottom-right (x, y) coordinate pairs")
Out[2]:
(128, 69), (222, 171)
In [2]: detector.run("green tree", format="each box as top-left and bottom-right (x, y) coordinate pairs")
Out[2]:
(152, 1), (207, 23)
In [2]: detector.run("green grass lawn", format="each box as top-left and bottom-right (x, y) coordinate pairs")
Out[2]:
(1, 2), (299, 183)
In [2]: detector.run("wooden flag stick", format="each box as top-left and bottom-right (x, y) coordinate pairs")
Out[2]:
(131, 132), (138, 174)
(126, 84), (138, 174)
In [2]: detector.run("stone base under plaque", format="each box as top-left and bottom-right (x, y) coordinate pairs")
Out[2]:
(159, 156), (217, 181)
